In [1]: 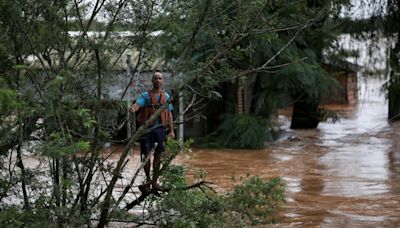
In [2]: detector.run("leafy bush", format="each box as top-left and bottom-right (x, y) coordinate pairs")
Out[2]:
(228, 176), (286, 225)
(145, 166), (285, 227)
(205, 114), (274, 149)
(0, 206), (53, 228)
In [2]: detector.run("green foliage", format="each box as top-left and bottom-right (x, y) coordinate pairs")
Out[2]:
(246, 0), (345, 116)
(205, 113), (273, 149)
(40, 133), (90, 158)
(0, 81), (18, 115)
(0, 206), (53, 228)
(228, 176), (285, 225)
(146, 165), (285, 227)
(0, 198), (90, 227)
(150, 165), (228, 227)
(109, 208), (138, 221)
(154, 0), (348, 126)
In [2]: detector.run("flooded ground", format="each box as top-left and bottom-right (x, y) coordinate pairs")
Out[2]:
(177, 77), (400, 227)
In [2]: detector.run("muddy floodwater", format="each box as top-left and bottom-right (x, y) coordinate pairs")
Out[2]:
(177, 78), (400, 227)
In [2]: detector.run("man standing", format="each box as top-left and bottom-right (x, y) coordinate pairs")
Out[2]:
(130, 71), (175, 192)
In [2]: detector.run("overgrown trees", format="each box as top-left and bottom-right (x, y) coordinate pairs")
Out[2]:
(0, 0), (290, 226)
(4, 0), (380, 226)
(0, 0), (162, 226)
(152, 1), (352, 152)
(156, 0), (352, 131)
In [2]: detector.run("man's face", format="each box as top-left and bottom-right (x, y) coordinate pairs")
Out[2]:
(152, 73), (164, 89)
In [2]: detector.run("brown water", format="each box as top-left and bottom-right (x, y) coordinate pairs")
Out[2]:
(177, 78), (400, 227)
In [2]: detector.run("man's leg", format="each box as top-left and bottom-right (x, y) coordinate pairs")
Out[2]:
(152, 127), (166, 190)
(144, 160), (151, 182)
(140, 137), (151, 182)
(153, 152), (161, 179)
(139, 134), (152, 193)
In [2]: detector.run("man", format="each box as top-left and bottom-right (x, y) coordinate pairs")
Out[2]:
(130, 71), (175, 192)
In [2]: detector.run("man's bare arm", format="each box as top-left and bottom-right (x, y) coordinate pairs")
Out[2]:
(130, 103), (140, 113)
(168, 112), (175, 139)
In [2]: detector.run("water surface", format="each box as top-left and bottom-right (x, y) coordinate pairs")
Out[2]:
(178, 78), (400, 227)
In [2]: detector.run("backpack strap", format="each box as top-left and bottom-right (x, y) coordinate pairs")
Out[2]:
(148, 90), (170, 127)
(149, 90), (166, 106)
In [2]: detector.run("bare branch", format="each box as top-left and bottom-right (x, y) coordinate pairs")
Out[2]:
(183, 94), (197, 114)
(238, 57), (308, 77)
(114, 145), (156, 206)
(260, 24), (308, 69)
(184, 84), (209, 98)
(125, 181), (215, 211)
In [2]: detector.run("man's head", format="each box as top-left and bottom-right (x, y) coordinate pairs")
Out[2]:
(152, 71), (164, 89)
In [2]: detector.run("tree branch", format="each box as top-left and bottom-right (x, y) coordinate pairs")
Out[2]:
(260, 24), (308, 69)
(125, 181), (214, 211)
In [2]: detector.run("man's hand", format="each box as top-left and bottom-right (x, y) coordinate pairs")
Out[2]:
(130, 103), (140, 113)
(168, 131), (175, 139)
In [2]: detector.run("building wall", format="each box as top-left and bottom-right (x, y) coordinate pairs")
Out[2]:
(321, 64), (358, 105)
(347, 72), (358, 105)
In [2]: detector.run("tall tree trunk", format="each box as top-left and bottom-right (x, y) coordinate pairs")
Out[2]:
(16, 70), (30, 210)
(16, 143), (30, 210)
(290, 93), (320, 129)
(290, 0), (327, 129)
(388, 42), (400, 120)
(388, 83), (400, 120)
(387, 0), (400, 120)
(54, 158), (60, 207)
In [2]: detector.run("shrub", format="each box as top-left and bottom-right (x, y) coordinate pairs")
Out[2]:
(205, 114), (274, 149)
(0, 206), (53, 228)
(145, 166), (285, 227)
(228, 176), (286, 225)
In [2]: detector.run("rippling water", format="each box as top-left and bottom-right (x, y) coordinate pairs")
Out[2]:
(177, 77), (400, 227)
